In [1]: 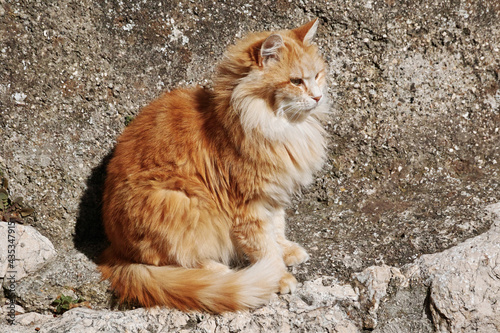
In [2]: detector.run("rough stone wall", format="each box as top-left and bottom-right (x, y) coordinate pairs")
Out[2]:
(0, 0), (499, 332)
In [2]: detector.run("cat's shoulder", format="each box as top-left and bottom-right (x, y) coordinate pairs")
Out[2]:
(136, 86), (212, 122)
(155, 86), (211, 108)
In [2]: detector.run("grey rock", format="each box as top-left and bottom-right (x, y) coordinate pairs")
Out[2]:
(9, 248), (109, 313)
(373, 319), (434, 333)
(407, 202), (500, 333)
(371, 284), (433, 333)
(353, 265), (406, 329)
(372, 202), (500, 332)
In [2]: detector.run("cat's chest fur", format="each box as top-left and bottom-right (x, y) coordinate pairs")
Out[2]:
(234, 97), (327, 206)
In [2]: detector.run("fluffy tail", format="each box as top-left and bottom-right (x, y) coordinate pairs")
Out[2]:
(99, 257), (281, 313)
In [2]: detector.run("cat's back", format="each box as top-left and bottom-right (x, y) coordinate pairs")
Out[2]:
(109, 87), (214, 175)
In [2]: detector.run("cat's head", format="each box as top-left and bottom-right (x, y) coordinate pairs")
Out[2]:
(257, 19), (326, 123)
(218, 19), (328, 128)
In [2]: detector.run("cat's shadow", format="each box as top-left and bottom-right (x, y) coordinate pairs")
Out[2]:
(73, 150), (113, 262)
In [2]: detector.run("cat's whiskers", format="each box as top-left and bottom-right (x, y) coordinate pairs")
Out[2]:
(279, 101), (311, 122)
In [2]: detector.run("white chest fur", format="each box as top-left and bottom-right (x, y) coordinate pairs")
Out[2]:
(236, 96), (328, 205)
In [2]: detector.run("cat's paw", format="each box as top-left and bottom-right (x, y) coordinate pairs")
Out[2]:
(278, 272), (298, 294)
(283, 243), (309, 266)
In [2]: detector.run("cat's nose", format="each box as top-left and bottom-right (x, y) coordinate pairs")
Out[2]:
(312, 95), (322, 103)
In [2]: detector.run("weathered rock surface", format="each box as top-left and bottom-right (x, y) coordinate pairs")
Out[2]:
(0, 222), (56, 281)
(7, 248), (106, 313)
(409, 202), (500, 333)
(371, 202), (500, 333)
(353, 264), (407, 329)
(0, 0), (499, 331)
(3, 279), (361, 333)
(1, 202), (499, 332)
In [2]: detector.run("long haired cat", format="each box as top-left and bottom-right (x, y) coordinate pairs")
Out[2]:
(99, 19), (328, 313)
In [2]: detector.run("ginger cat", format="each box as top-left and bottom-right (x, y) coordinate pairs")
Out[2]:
(99, 19), (328, 313)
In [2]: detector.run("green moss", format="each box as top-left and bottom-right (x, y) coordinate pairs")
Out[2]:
(52, 294), (85, 314)
(0, 176), (35, 222)
(124, 115), (135, 126)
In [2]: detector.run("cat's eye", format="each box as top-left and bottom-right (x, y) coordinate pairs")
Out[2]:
(290, 78), (303, 86)
(315, 72), (320, 80)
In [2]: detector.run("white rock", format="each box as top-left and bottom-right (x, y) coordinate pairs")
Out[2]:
(13, 312), (53, 326)
(228, 313), (251, 331)
(0, 303), (25, 315)
(0, 222), (57, 280)
(168, 311), (189, 328)
(302, 278), (359, 302)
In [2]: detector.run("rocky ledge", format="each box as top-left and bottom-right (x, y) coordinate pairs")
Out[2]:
(1, 202), (499, 332)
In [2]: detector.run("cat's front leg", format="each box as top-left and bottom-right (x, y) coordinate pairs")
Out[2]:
(233, 217), (297, 294)
(272, 208), (310, 267)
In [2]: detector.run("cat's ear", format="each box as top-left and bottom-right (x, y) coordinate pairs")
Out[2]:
(259, 34), (284, 67)
(292, 18), (319, 44)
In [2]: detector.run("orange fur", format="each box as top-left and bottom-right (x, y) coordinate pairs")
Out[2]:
(99, 19), (329, 313)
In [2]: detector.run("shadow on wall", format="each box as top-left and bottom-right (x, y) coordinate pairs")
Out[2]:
(73, 150), (114, 262)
